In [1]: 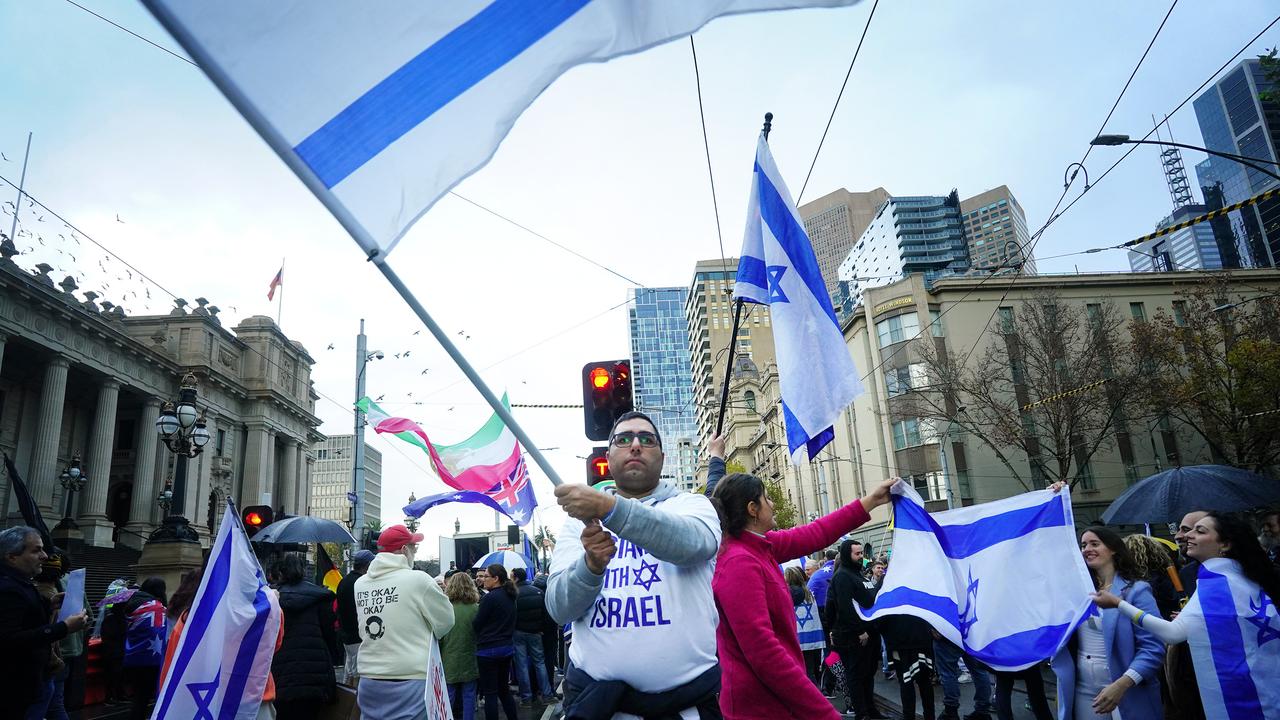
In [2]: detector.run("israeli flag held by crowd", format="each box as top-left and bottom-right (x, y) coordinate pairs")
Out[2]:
(141, 0), (862, 257)
(152, 501), (281, 720)
(1181, 558), (1280, 719)
(859, 483), (1095, 671)
(733, 135), (863, 461)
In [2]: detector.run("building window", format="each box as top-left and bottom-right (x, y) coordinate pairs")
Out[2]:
(744, 390), (757, 412)
(1172, 300), (1187, 327)
(886, 364), (927, 396)
(216, 429), (226, 456)
(875, 312), (920, 346)
(998, 307), (1015, 334)
(1129, 302), (1147, 321)
(929, 309), (944, 337)
(891, 419), (923, 450)
(318, 449), (328, 460)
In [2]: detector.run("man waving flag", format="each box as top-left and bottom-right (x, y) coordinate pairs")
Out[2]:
(153, 502), (281, 719)
(733, 134), (863, 461)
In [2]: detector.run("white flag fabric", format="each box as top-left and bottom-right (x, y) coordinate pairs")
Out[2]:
(733, 134), (863, 461)
(859, 484), (1094, 672)
(152, 503), (281, 720)
(1180, 558), (1280, 719)
(141, 0), (862, 257)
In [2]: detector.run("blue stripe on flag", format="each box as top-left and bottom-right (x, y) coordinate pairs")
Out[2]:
(870, 586), (1076, 668)
(294, 0), (591, 188)
(798, 629), (825, 644)
(216, 584), (273, 720)
(153, 531), (234, 718)
(1198, 568), (1263, 719)
(754, 163), (838, 325)
(894, 491), (1067, 559)
(806, 426), (835, 458)
(782, 401), (813, 454)
(736, 255), (768, 292)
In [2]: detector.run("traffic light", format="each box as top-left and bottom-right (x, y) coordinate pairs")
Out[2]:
(586, 446), (611, 483)
(581, 360), (633, 441)
(242, 505), (273, 539)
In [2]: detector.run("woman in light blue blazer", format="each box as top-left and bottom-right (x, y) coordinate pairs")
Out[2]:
(1051, 526), (1164, 720)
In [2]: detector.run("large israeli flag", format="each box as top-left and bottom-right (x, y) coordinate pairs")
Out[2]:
(152, 502), (281, 720)
(141, 0), (862, 257)
(859, 484), (1095, 671)
(1180, 558), (1280, 719)
(733, 135), (863, 461)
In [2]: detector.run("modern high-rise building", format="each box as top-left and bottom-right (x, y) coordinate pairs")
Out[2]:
(628, 287), (700, 492)
(684, 259), (776, 459)
(1128, 204), (1226, 272)
(836, 191), (971, 311)
(800, 187), (892, 304)
(959, 186), (1035, 274)
(310, 434), (382, 529)
(1192, 57), (1280, 267)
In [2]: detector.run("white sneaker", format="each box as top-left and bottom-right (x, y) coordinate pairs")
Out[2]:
(957, 672), (972, 684)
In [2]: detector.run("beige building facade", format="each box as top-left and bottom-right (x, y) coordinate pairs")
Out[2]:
(715, 268), (1280, 536)
(959, 186), (1037, 274)
(0, 241), (322, 550)
(684, 259), (776, 465)
(800, 187), (892, 303)
(310, 433), (383, 528)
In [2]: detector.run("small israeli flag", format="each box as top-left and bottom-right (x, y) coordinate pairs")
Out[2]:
(733, 134), (863, 461)
(859, 484), (1095, 671)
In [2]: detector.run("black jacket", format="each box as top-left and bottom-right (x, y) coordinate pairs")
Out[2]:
(827, 567), (878, 648)
(473, 587), (517, 651)
(514, 581), (548, 634)
(0, 564), (68, 707)
(335, 569), (363, 645)
(272, 581), (339, 704)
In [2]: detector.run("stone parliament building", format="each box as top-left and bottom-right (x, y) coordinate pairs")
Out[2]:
(0, 238), (323, 560)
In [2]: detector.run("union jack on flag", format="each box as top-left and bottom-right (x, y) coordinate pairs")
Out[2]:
(124, 598), (167, 667)
(484, 454), (536, 526)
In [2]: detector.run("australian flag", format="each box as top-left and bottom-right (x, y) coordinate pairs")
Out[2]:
(404, 453), (537, 527)
(124, 598), (167, 667)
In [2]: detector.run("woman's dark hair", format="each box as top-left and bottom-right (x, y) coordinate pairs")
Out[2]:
(1205, 511), (1280, 605)
(1081, 526), (1140, 586)
(278, 553), (306, 585)
(140, 576), (168, 606)
(709, 472), (766, 537)
(784, 566), (813, 603)
(168, 566), (205, 620)
(486, 563), (517, 598)
(837, 538), (862, 572)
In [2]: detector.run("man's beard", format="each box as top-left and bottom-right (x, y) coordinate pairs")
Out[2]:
(1260, 534), (1280, 553)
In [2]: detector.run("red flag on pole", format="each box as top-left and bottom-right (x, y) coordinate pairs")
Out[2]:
(267, 267), (283, 300)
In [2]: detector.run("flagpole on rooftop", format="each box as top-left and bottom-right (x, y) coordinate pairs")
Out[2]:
(139, 2), (565, 489)
(715, 112), (772, 436)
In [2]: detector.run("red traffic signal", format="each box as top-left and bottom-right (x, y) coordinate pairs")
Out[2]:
(586, 446), (611, 483)
(581, 360), (633, 441)
(241, 505), (274, 538)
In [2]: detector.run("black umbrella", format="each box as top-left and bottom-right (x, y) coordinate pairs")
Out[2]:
(1101, 464), (1280, 525)
(251, 515), (356, 544)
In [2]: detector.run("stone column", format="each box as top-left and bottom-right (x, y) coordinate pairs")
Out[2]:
(279, 438), (298, 514)
(80, 380), (120, 547)
(29, 358), (70, 515)
(304, 454), (315, 516)
(242, 425), (276, 507)
(0, 334), (7, 374)
(123, 398), (162, 550)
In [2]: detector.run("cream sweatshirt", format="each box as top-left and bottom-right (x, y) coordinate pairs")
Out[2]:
(354, 552), (455, 680)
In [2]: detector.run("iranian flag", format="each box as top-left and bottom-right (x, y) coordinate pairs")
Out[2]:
(356, 395), (523, 493)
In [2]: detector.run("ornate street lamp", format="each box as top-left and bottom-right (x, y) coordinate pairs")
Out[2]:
(404, 492), (420, 533)
(151, 373), (211, 543)
(53, 454), (86, 532)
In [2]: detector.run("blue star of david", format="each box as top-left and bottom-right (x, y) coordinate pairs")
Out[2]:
(1248, 591), (1280, 646)
(796, 602), (814, 628)
(633, 558), (662, 591)
(957, 568), (979, 640)
(766, 265), (789, 303)
(187, 677), (220, 720)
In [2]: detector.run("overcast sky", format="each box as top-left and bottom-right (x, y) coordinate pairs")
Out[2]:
(3, 1), (1277, 558)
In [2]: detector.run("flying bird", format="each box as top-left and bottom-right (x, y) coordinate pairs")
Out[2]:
(420, 369), (429, 375)
(412, 330), (420, 335)
(407, 392), (414, 398)
(402, 350), (411, 357)
(456, 330), (464, 336)
(1, 153), (9, 161)
(326, 343), (335, 350)
(375, 394), (385, 401)
(115, 214), (124, 223)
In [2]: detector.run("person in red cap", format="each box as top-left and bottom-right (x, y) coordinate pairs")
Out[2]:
(354, 524), (455, 719)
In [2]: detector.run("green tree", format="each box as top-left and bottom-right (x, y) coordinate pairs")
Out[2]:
(1130, 276), (1280, 472)
(1260, 48), (1280, 103)
(724, 460), (797, 529)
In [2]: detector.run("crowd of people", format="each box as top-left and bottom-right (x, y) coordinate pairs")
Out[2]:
(1, 409), (1277, 720)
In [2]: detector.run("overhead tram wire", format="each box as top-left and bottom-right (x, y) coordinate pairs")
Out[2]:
(62, 0), (198, 67)
(796, 0), (880, 204)
(844, 1), (1192, 392)
(948, 0), (1181, 373)
(689, 36), (727, 271)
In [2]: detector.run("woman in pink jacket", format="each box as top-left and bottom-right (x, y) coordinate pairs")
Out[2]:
(710, 472), (896, 720)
